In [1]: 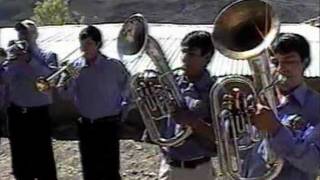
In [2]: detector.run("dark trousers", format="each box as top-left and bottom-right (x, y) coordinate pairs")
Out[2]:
(7, 103), (57, 180)
(78, 115), (121, 180)
(0, 110), (3, 137)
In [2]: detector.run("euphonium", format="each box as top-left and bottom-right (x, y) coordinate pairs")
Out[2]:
(117, 13), (192, 147)
(210, 0), (284, 179)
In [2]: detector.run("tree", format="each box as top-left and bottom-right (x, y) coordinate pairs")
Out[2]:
(32, 0), (74, 26)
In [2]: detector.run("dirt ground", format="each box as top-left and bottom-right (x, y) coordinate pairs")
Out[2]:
(0, 138), (161, 180)
(1, 138), (320, 180)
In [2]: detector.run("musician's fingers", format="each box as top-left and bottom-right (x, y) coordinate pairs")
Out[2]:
(258, 93), (274, 110)
(251, 104), (266, 129)
(247, 106), (256, 117)
(258, 93), (267, 105)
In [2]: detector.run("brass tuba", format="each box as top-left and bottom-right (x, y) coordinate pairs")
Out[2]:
(117, 14), (192, 147)
(210, 0), (284, 179)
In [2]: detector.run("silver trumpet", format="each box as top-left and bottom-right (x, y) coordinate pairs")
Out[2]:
(0, 40), (29, 65)
(210, 0), (284, 179)
(117, 13), (192, 147)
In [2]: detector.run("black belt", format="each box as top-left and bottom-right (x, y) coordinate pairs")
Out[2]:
(169, 157), (211, 169)
(9, 103), (48, 114)
(80, 114), (120, 124)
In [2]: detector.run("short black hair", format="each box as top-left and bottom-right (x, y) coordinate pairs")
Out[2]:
(79, 25), (103, 49)
(272, 33), (310, 69)
(181, 31), (215, 63)
(15, 23), (28, 31)
(0, 48), (7, 57)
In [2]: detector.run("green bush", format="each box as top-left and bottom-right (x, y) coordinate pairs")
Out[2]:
(32, 0), (74, 25)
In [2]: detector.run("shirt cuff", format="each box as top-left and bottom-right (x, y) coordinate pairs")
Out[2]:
(0, 66), (4, 73)
(185, 97), (203, 111)
(269, 126), (295, 156)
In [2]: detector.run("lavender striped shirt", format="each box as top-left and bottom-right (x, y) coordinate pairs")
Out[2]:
(161, 70), (216, 160)
(0, 46), (57, 107)
(60, 54), (130, 121)
(242, 83), (320, 179)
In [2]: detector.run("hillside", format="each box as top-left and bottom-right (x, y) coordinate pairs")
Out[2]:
(0, 0), (319, 26)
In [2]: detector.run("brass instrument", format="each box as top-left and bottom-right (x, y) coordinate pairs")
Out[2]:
(0, 40), (28, 65)
(210, 0), (284, 179)
(35, 49), (82, 92)
(7, 40), (29, 59)
(117, 13), (192, 147)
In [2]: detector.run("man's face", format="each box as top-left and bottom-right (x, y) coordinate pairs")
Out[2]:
(181, 47), (207, 79)
(17, 25), (37, 43)
(80, 37), (99, 60)
(272, 51), (304, 92)
(17, 29), (30, 42)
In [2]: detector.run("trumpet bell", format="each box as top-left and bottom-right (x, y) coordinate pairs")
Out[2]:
(212, 0), (280, 60)
(117, 13), (148, 56)
(35, 77), (51, 92)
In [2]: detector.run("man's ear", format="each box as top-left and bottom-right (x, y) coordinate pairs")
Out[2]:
(96, 42), (102, 49)
(203, 53), (212, 66)
(28, 29), (38, 42)
(303, 57), (310, 70)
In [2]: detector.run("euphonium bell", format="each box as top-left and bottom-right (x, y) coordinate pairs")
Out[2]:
(212, 0), (279, 60)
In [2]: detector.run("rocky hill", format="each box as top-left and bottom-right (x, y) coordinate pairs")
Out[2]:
(0, 0), (319, 26)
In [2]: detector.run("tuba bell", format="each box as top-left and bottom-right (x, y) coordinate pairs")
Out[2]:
(117, 13), (192, 147)
(210, 0), (284, 179)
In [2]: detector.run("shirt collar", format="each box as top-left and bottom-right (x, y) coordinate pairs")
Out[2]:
(29, 45), (40, 53)
(30, 45), (40, 56)
(192, 69), (212, 89)
(290, 83), (308, 107)
(78, 53), (104, 67)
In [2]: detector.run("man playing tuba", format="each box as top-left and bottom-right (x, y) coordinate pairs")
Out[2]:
(243, 33), (320, 180)
(158, 30), (217, 180)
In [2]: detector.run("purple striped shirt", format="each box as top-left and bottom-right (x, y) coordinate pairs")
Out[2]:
(242, 83), (320, 179)
(0, 46), (57, 107)
(60, 54), (130, 121)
